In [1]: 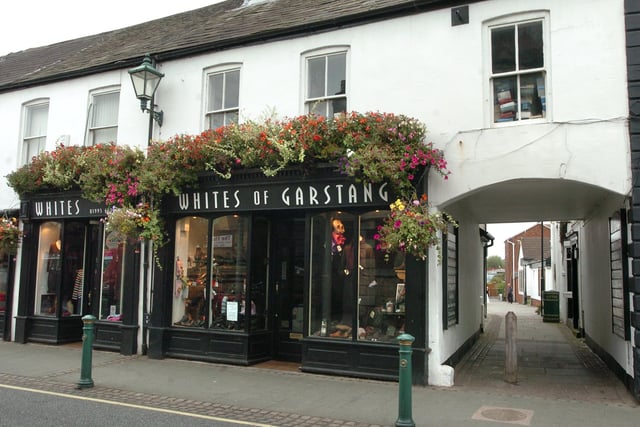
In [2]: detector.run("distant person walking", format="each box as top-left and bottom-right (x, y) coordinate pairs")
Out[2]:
(507, 285), (514, 303)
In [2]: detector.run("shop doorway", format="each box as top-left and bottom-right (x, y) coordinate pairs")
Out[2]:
(270, 216), (306, 362)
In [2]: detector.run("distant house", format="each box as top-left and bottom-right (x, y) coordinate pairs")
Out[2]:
(504, 224), (550, 306)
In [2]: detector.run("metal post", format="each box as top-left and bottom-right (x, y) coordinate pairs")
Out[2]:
(505, 311), (517, 384)
(77, 314), (96, 389)
(395, 333), (415, 427)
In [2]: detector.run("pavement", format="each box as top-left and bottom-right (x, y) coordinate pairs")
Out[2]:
(0, 300), (638, 427)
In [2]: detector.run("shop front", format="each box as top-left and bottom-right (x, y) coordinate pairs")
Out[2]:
(14, 193), (140, 354)
(149, 168), (428, 382)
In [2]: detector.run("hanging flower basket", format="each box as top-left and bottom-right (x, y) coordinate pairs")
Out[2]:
(103, 202), (163, 243)
(0, 217), (23, 255)
(374, 194), (457, 261)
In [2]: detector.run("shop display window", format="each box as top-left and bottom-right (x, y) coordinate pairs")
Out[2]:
(34, 222), (62, 316)
(309, 212), (357, 339)
(99, 232), (127, 321)
(173, 216), (209, 327)
(172, 215), (266, 331)
(34, 221), (86, 317)
(357, 212), (405, 342)
(309, 211), (406, 341)
(210, 215), (249, 330)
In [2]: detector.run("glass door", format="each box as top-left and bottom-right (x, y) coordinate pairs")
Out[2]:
(271, 216), (306, 361)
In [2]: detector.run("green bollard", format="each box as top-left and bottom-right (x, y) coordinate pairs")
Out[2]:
(77, 314), (96, 389)
(395, 333), (415, 427)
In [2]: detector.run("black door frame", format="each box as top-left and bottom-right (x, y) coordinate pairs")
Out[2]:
(269, 214), (306, 362)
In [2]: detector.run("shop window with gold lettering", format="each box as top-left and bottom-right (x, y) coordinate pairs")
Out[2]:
(310, 212), (356, 339)
(173, 216), (209, 327)
(210, 215), (248, 330)
(357, 211), (405, 342)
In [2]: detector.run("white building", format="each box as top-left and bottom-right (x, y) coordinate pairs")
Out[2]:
(0, 0), (637, 398)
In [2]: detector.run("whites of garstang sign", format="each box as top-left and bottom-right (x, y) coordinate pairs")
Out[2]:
(171, 182), (390, 213)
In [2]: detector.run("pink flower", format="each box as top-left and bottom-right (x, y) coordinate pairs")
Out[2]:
(394, 220), (402, 229)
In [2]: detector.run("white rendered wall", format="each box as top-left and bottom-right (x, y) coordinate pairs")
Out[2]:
(427, 210), (484, 386)
(578, 202), (633, 377)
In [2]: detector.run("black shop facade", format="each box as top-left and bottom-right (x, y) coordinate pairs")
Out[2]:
(149, 168), (429, 383)
(14, 192), (141, 355)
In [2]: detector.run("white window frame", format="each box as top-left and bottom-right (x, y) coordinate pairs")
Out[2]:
(21, 99), (49, 165)
(483, 12), (551, 127)
(86, 87), (120, 146)
(302, 46), (349, 117)
(204, 64), (241, 130)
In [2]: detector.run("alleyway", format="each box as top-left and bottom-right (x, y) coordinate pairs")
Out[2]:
(453, 300), (637, 406)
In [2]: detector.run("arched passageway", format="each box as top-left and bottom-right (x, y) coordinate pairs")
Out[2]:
(453, 300), (637, 406)
(431, 175), (637, 400)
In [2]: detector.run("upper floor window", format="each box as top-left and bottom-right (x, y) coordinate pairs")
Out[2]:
(206, 68), (240, 129)
(305, 50), (347, 117)
(490, 18), (546, 124)
(87, 90), (120, 146)
(22, 101), (49, 165)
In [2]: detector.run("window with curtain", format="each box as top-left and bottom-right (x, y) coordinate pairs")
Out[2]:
(489, 18), (546, 123)
(23, 102), (49, 165)
(88, 90), (120, 145)
(305, 50), (347, 117)
(206, 68), (240, 130)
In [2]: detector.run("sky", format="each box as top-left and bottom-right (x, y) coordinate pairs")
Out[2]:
(486, 222), (537, 259)
(0, 1), (223, 56)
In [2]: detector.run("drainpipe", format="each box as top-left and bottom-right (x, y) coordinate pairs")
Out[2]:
(506, 239), (516, 302)
(481, 229), (494, 318)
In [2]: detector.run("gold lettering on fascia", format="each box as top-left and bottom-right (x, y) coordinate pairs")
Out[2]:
(176, 183), (388, 211)
(34, 200), (82, 217)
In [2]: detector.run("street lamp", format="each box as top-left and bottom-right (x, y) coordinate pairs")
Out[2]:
(128, 54), (164, 126)
(128, 53), (164, 354)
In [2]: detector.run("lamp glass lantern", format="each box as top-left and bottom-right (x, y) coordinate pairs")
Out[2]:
(128, 54), (164, 126)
